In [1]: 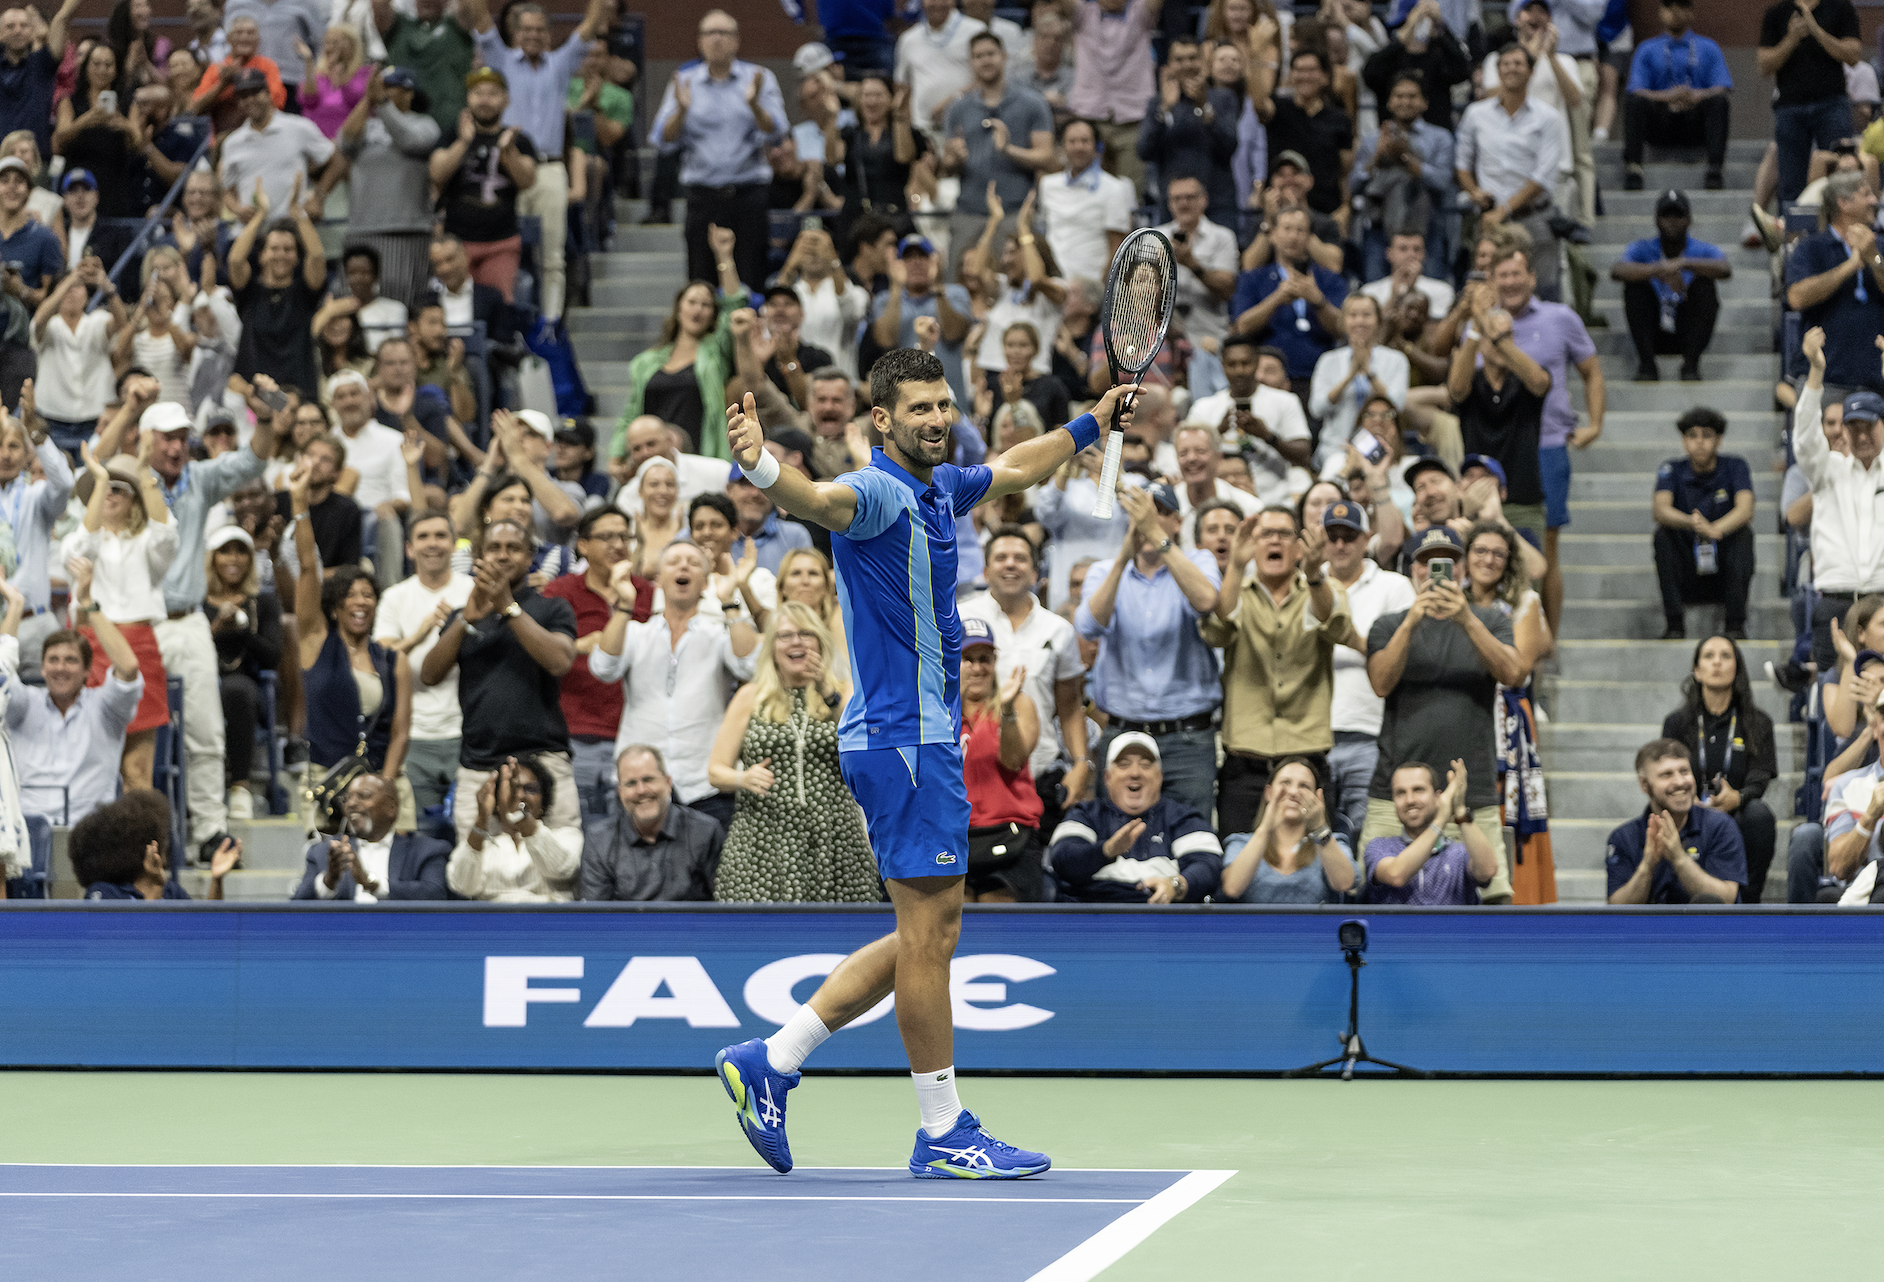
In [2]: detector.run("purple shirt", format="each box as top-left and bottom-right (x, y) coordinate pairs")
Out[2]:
(1502, 296), (1595, 450)
(1363, 833), (1486, 905)
(1068, 0), (1155, 124)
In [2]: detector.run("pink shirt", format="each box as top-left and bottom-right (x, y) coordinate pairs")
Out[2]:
(303, 64), (372, 139)
(1068, 0), (1155, 124)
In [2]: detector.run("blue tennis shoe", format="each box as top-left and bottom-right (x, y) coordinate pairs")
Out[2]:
(909, 1110), (1051, 1180)
(715, 1038), (798, 1174)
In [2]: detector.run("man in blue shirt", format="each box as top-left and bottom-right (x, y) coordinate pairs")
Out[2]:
(816, 0), (899, 75)
(1350, 73), (1455, 284)
(1622, 0), (1731, 189)
(0, 0), (78, 159)
(713, 351), (1135, 1182)
(1606, 738), (1746, 903)
(1610, 189), (1731, 382)
(1651, 406), (1756, 640)
(1784, 171), (1884, 394)
(1364, 759), (1500, 905)
(652, 11), (788, 292)
(1232, 206), (1348, 401)
(0, 158), (64, 304)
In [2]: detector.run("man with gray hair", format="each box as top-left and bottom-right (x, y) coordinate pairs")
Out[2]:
(579, 743), (725, 900)
(222, 0), (325, 113)
(1785, 169), (1884, 398)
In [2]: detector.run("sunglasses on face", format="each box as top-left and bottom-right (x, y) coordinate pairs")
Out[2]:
(1326, 527), (1362, 543)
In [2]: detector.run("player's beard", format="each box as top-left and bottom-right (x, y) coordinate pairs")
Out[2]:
(890, 415), (950, 468)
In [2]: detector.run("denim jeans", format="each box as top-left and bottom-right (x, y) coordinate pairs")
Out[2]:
(1326, 733), (1379, 849)
(1786, 822), (1827, 903)
(1775, 98), (1856, 203)
(569, 736), (618, 817)
(1097, 723), (1218, 826)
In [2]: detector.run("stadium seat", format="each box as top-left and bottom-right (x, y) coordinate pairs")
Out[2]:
(151, 676), (190, 870)
(258, 671), (288, 817)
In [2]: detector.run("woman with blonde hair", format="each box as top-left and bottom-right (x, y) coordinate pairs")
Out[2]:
(775, 547), (849, 694)
(708, 601), (876, 902)
(622, 455), (683, 578)
(304, 25), (370, 140)
(64, 433), (177, 790)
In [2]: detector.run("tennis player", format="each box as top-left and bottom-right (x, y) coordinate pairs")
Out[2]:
(714, 350), (1134, 1179)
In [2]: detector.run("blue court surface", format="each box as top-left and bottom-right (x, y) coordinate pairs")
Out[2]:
(0, 1164), (1235, 1281)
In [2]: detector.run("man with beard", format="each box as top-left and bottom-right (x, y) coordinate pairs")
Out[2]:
(431, 68), (538, 304)
(218, 69), (336, 220)
(1399, 453), (1546, 580)
(293, 772), (451, 900)
(293, 430), (361, 576)
(373, 508), (474, 814)
(1606, 738), (1746, 904)
(803, 368), (866, 484)
(1364, 759), (1501, 905)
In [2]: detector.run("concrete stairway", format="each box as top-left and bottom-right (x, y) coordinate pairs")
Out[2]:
(568, 201), (692, 429)
(1539, 139), (1795, 902)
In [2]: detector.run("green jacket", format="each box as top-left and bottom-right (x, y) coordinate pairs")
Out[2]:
(614, 290), (742, 461)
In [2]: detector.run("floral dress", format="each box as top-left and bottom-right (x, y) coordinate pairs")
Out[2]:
(714, 688), (879, 903)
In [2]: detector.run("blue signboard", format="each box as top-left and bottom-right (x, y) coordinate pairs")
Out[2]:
(2, 904), (1881, 1074)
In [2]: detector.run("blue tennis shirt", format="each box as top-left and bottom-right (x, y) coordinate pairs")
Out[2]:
(832, 448), (993, 752)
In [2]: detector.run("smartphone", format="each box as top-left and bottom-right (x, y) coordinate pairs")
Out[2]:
(1351, 428), (1388, 465)
(1427, 557), (1454, 587)
(258, 388), (289, 413)
(98, 89), (117, 115)
(568, 108), (597, 155)
(273, 490), (294, 521)
(1465, 270), (1486, 283)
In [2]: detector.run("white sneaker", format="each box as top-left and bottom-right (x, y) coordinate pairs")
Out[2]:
(1592, 126), (1609, 142)
(227, 786), (253, 821)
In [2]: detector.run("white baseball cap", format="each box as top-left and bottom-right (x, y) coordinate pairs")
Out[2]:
(138, 401), (193, 433)
(1106, 732), (1161, 768)
(515, 410), (556, 440)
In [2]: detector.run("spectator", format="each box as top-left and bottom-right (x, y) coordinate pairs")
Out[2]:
(126, 83), (206, 216)
(873, 237), (973, 411)
(689, 491), (775, 626)
(0, 0), (78, 159)
(541, 508), (648, 816)
(1445, 297), (1553, 541)
(227, 183), (326, 407)
(1220, 755), (1354, 903)
(1170, 422), (1262, 537)
(1606, 737), (1746, 903)
(1050, 0), (1157, 192)
(948, 614), (1044, 901)
(590, 539), (758, 834)
(1241, 154), (1346, 274)
(775, 545), (849, 687)
(619, 456), (682, 577)
(330, 248), (406, 355)
(1040, 118), (1134, 287)
(293, 772), (451, 899)
(553, 420), (607, 506)
(780, 227), (866, 382)
(1311, 295), (1409, 466)
(371, 508), (472, 814)
(32, 262), (125, 456)
(447, 431), (584, 577)
(1455, 42), (1565, 301)
(1612, 188), (1729, 383)
(1363, 526), (1525, 899)
(294, 432), (361, 573)
(579, 743), (724, 900)
(183, 0), (227, 66)
(1362, 0), (1469, 130)
(939, 33), (1054, 284)
(222, 0), (323, 114)
(0, 391), (73, 677)
(978, 321), (1068, 431)
(1364, 758), (1500, 904)
(893, 0), (985, 147)
(1048, 731), (1222, 903)
(1231, 208), (1348, 402)
(372, 0), (472, 137)
(114, 275), (193, 411)
(613, 265), (741, 460)
(614, 413), (733, 516)
(1794, 330), (1884, 674)
(1138, 38), (1240, 227)
(330, 69), (439, 311)
(430, 67), (538, 304)
(218, 68), (336, 222)
(287, 468), (413, 833)
(201, 525), (281, 819)
(50, 46), (139, 219)
(1398, 454), (1546, 587)
(726, 463), (813, 578)
(1203, 504), (1348, 834)
(1351, 74), (1453, 284)
(420, 516), (580, 843)
(75, 789), (239, 899)
(1156, 175), (1239, 353)
(10, 560), (143, 826)
(749, 287), (830, 413)
(1651, 407), (1755, 641)
(1622, 0), (1730, 191)
(1182, 340), (1312, 509)
(407, 306), (477, 429)
(52, 167), (141, 279)
(1758, 0), (1863, 205)
(0, 156), (61, 310)
(1320, 498), (1414, 839)
(828, 73), (929, 229)
(1660, 634), (1778, 901)
(1790, 710), (1884, 900)
(1253, 49), (1355, 223)
(448, 752), (581, 900)
(1361, 229), (1455, 319)
(1785, 173), (1884, 395)
(1037, 440), (1131, 607)
(326, 369), (409, 573)
(429, 234), (516, 360)
(189, 15), (286, 136)
(1076, 482), (1223, 821)
(651, 9), (784, 294)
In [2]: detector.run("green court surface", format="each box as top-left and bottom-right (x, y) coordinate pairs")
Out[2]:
(4, 1073), (1873, 1278)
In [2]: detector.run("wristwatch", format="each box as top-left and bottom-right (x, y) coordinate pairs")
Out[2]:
(1155, 537), (1174, 556)
(502, 601), (522, 620)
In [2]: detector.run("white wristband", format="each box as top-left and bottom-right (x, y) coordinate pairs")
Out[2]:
(742, 447), (782, 490)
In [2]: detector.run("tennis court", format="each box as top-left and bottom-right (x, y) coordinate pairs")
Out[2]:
(2, 1072), (1873, 1279)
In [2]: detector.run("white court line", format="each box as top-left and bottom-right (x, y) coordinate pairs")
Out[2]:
(0, 1163), (1198, 1172)
(0, 1192), (1141, 1205)
(1024, 1170), (1238, 1282)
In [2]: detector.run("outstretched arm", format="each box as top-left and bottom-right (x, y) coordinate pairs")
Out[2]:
(984, 385), (1132, 500)
(725, 394), (860, 533)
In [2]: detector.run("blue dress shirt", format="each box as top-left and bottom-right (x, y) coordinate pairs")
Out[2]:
(474, 25), (592, 157)
(1075, 551), (1223, 722)
(1626, 33), (1733, 94)
(652, 58), (789, 187)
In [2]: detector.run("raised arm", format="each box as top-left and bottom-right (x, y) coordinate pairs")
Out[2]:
(984, 386), (1131, 499)
(225, 189), (271, 291)
(490, 411), (581, 527)
(69, 560), (137, 681)
(724, 394), (860, 533)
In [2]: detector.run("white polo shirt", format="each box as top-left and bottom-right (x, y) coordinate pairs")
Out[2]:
(1327, 559), (1416, 736)
(1361, 273), (1456, 318)
(958, 592), (1086, 776)
(1156, 216), (1240, 344)
(1183, 386), (1312, 507)
(337, 418), (411, 512)
(1041, 162), (1136, 285)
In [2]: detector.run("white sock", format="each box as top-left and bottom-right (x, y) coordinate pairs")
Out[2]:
(913, 1067), (963, 1139)
(764, 1007), (830, 1075)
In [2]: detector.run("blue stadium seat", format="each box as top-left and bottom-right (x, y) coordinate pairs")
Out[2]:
(258, 671), (288, 816)
(151, 676), (189, 869)
(3, 813), (52, 899)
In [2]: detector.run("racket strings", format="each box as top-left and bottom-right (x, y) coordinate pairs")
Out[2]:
(1103, 239), (1173, 374)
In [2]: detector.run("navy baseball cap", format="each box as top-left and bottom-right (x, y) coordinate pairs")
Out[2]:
(382, 66), (420, 91)
(1323, 500), (1368, 534)
(962, 616), (995, 650)
(1410, 525), (1465, 560)
(1403, 454), (1455, 486)
(1147, 481), (1181, 513)
(897, 235), (935, 258)
(1856, 648), (1884, 676)
(1461, 454), (1508, 490)
(1844, 391), (1884, 424)
(60, 168), (96, 192)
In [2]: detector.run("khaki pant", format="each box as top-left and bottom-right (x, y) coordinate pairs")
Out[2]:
(152, 612), (226, 847)
(451, 750), (578, 845)
(1569, 59), (1598, 227)
(1360, 797), (1513, 904)
(516, 160), (569, 320)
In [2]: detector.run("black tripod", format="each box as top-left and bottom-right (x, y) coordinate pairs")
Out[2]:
(1286, 945), (1425, 1080)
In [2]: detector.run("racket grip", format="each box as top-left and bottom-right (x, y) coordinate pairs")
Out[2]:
(1092, 429), (1125, 518)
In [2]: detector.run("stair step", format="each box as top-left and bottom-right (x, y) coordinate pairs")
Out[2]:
(1590, 328), (1774, 356)
(1595, 353), (1779, 380)
(1568, 473), (1780, 502)
(1566, 412), (1783, 443)
(1548, 677), (1794, 724)
(1602, 191), (1751, 216)
(1544, 769), (1800, 821)
(1561, 566), (1788, 600)
(1541, 720), (1804, 773)
(1554, 599), (1792, 640)
(1592, 139), (1771, 162)
(1570, 442), (1784, 474)
(1556, 533), (1786, 566)
(1551, 637), (1791, 681)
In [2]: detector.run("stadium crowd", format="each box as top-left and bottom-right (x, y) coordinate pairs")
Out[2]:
(0, 0), (1879, 908)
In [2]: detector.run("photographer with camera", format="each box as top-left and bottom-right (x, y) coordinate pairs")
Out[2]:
(292, 772), (450, 900)
(1361, 526), (1524, 900)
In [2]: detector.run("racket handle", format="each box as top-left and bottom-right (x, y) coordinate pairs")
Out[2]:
(1092, 428), (1125, 519)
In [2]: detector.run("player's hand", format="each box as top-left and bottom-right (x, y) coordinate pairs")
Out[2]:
(725, 392), (765, 470)
(1092, 382), (1137, 435)
(1102, 817), (1146, 860)
(741, 757), (775, 797)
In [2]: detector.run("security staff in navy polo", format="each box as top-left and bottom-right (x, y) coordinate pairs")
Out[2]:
(1606, 737), (1746, 904)
(1649, 406), (1755, 641)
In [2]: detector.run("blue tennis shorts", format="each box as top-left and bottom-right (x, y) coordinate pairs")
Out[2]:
(1538, 443), (1571, 530)
(839, 742), (970, 882)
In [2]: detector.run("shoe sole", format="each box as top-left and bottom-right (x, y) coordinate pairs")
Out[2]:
(909, 1158), (1052, 1180)
(715, 1049), (792, 1174)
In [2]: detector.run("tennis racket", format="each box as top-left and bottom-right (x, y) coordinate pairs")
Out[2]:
(1091, 228), (1176, 518)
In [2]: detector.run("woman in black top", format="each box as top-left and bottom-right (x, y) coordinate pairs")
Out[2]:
(829, 74), (929, 231)
(1662, 634), (1778, 901)
(203, 526), (283, 819)
(980, 321), (1069, 430)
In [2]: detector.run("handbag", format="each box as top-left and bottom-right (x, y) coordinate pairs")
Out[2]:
(967, 822), (1029, 874)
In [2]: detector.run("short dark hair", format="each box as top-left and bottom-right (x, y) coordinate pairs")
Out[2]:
(405, 507), (454, 539)
(847, 212), (897, 260)
(1676, 407), (1728, 436)
(1221, 334), (1263, 361)
(985, 522), (1039, 568)
(967, 29), (1005, 53)
(71, 789), (171, 888)
(1290, 48), (1331, 78)
(412, 294), (445, 319)
(41, 628), (92, 670)
(688, 491), (738, 529)
(578, 505), (632, 541)
(1392, 760), (1443, 790)
(342, 244), (381, 276)
(1191, 497), (1243, 544)
(1058, 115), (1098, 144)
(1258, 503), (1299, 532)
(1635, 737), (1692, 775)
(513, 751), (555, 815)
(476, 471), (528, 522)
(321, 565), (379, 625)
(1390, 71), (1427, 97)
(869, 347), (949, 414)
(1496, 39), (1536, 72)
(1253, 345), (1290, 368)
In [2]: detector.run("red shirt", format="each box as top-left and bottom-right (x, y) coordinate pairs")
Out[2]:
(541, 570), (652, 740)
(961, 705), (1043, 830)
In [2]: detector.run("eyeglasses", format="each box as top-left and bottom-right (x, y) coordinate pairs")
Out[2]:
(700, 26), (737, 37)
(1469, 546), (1508, 563)
(1254, 528), (1295, 541)
(774, 629), (817, 644)
(1360, 409), (1398, 423)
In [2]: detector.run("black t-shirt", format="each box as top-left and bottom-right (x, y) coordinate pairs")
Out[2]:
(441, 128), (540, 243)
(1455, 369), (1547, 506)
(1265, 98), (1354, 214)
(234, 273), (322, 404)
(765, 342), (835, 406)
(642, 365), (703, 446)
(62, 125), (138, 218)
(839, 121), (931, 214)
(1761, 0), (1861, 107)
(307, 490), (363, 571)
(450, 583), (579, 768)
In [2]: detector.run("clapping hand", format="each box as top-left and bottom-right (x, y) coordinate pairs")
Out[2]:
(984, 182), (1004, 224)
(1296, 519), (1328, 569)
(997, 664), (1026, 718)
(673, 74), (692, 111)
(605, 557), (638, 611)
(323, 835), (355, 890)
(1102, 818), (1146, 860)
(987, 116), (1010, 155)
(79, 440), (108, 481)
(1117, 484), (1163, 551)
(746, 71), (764, 109)
(68, 555), (95, 605)
(207, 836), (242, 882)
(1442, 758), (1469, 823)
(725, 536), (759, 597)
